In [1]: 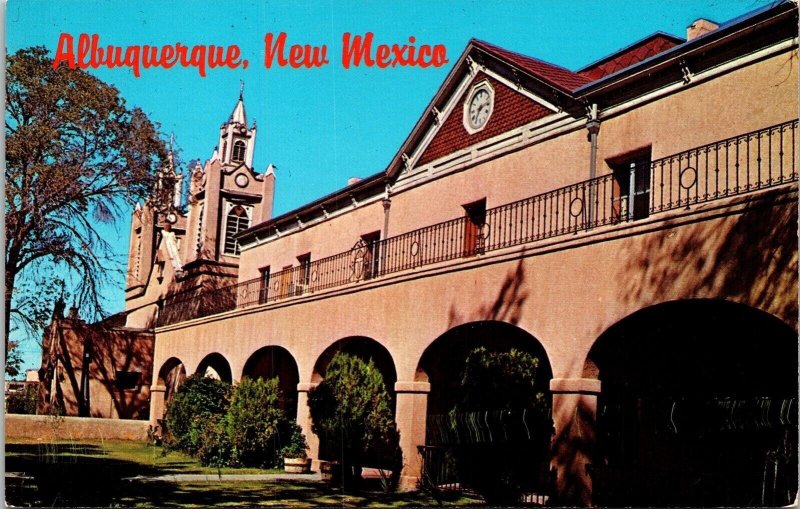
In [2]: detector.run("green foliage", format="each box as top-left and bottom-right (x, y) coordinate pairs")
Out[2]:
(308, 352), (402, 488)
(6, 383), (39, 414)
(5, 340), (23, 378)
(281, 424), (309, 459)
(223, 377), (287, 468)
(457, 347), (545, 412)
(165, 374), (230, 455)
(452, 347), (552, 505)
(196, 413), (238, 469)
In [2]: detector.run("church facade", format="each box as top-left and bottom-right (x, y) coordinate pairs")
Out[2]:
(41, 2), (798, 505)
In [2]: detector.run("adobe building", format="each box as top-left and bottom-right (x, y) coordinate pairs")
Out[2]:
(41, 1), (798, 505)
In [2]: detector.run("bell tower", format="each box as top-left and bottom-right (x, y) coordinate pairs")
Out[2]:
(218, 82), (256, 168)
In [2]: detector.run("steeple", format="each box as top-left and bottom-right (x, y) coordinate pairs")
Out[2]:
(217, 83), (256, 167)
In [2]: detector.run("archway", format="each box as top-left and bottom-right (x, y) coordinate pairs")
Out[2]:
(586, 299), (798, 506)
(195, 353), (232, 383)
(416, 321), (554, 501)
(242, 346), (300, 419)
(156, 357), (186, 419)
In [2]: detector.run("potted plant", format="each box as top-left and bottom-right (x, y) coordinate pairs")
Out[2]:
(282, 425), (310, 474)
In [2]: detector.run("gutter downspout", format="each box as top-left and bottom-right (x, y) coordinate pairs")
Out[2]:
(586, 103), (601, 228)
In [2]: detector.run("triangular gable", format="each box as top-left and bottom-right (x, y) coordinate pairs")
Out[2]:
(416, 71), (554, 167)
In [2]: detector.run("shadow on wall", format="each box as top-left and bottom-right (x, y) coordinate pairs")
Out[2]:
(447, 255), (529, 329)
(39, 317), (154, 419)
(616, 189), (798, 327)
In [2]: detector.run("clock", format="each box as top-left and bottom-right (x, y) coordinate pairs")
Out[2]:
(463, 82), (494, 133)
(165, 211), (178, 224)
(235, 173), (249, 188)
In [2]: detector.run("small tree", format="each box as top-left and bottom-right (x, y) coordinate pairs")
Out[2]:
(165, 374), (231, 455)
(308, 352), (401, 488)
(6, 383), (39, 414)
(224, 377), (288, 468)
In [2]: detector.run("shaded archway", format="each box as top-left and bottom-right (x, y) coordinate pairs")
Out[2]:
(311, 336), (399, 466)
(416, 321), (554, 500)
(242, 346), (300, 419)
(156, 357), (186, 418)
(586, 299), (798, 507)
(195, 352), (232, 383)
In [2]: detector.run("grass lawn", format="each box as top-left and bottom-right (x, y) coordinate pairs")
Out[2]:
(5, 439), (482, 507)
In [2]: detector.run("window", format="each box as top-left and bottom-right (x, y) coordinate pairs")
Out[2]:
(223, 205), (250, 255)
(609, 148), (652, 221)
(115, 371), (141, 390)
(296, 254), (311, 294)
(258, 266), (270, 304)
(463, 199), (487, 256)
(280, 264), (293, 298)
(232, 140), (246, 162)
(361, 231), (381, 279)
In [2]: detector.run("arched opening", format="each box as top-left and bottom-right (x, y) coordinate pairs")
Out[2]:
(312, 336), (397, 396)
(242, 346), (300, 419)
(223, 205), (250, 256)
(232, 140), (246, 162)
(587, 299), (798, 507)
(156, 357), (186, 419)
(195, 353), (232, 383)
(416, 321), (554, 502)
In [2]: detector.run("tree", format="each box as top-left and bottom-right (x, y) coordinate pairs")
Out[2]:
(308, 352), (402, 489)
(5, 46), (167, 359)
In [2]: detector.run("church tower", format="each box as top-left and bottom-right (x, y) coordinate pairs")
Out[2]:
(123, 87), (276, 328)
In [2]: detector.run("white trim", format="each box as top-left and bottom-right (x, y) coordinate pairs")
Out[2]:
(598, 38), (797, 121)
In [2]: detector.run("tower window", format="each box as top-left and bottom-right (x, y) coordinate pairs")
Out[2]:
(223, 205), (250, 255)
(232, 140), (246, 163)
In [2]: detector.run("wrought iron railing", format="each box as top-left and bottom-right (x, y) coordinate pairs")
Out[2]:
(157, 120), (798, 326)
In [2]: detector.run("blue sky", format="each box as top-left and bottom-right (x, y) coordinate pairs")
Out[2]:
(6, 0), (771, 373)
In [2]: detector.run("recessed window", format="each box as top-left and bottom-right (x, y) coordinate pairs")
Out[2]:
(223, 205), (250, 255)
(115, 371), (141, 390)
(361, 231), (382, 280)
(296, 254), (311, 294)
(232, 140), (246, 163)
(463, 198), (487, 256)
(258, 266), (270, 304)
(608, 147), (652, 222)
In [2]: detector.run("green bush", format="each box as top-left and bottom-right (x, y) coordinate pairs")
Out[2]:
(165, 374), (231, 455)
(6, 384), (38, 414)
(308, 352), (402, 489)
(224, 377), (288, 468)
(197, 413), (238, 468)
(281, 423), (309, 459)
(451, 347), (552, 504)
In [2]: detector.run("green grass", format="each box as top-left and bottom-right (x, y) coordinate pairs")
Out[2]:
(6, 438), (282, 475)
(5, 439), (482, 507)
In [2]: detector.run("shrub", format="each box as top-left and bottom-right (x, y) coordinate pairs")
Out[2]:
(308, 352), (402, 489)
(165, 374), (231, 454)
(197, 413), (238, 468)
(224, 377), (288, 468)
(281, 423), (309, 459)
(6, 384), (38, 414)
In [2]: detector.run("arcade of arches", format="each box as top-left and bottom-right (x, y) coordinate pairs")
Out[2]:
(152, 300), (797, 506)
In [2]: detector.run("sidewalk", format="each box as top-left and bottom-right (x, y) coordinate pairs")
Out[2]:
(122, 472), (323, 482)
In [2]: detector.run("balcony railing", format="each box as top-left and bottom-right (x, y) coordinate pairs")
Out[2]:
(157, 119), (798, 327)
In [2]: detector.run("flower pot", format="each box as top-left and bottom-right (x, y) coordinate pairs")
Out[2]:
(284, 457), (311, 474)
(320, 461), (341, 482)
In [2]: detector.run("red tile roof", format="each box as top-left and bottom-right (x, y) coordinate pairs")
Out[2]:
(578, 33), (684, 81)
(471, 39), (592, 93)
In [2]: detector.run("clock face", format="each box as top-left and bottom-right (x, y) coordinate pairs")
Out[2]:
(166, 212), (178, 224)
(468, 88), (492, 129)
(235, 173), (249, 188)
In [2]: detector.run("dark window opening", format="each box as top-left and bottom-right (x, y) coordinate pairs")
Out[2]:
(259, 266), (270, 304)
(232, 140), (246, 162)
(609, 147), (652, 221)
(115, 371), (141, 390)
(463, 198), (487, 256)
(296, 254), (311, 294)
